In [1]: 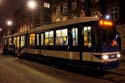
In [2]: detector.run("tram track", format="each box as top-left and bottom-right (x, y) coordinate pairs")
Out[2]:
(97, 70), (125, 83)
(17, 57), (125, 83)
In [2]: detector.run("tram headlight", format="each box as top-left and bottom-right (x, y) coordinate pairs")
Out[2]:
(117, 54), (121, 58)
(102, 55), (109, 60)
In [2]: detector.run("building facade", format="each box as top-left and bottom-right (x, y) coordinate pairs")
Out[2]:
(14, 0), (51, 33)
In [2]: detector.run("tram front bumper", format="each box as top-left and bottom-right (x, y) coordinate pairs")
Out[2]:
(99, 60), (120, 70)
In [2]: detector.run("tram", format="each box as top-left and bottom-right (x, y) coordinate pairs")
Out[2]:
(3, 17), (121, 70)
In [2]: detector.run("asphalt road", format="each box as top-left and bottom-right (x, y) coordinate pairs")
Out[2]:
(0, 55), (117, 83)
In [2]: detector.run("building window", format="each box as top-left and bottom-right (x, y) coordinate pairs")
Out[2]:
(110, 7), (119, 21)
(83, 26), (92, 47)
(63, 2), (68, 14)
(56, 29), (68, 45)
(44, 2), (50, 8)
(92, 11), (98, 17)
(29, 33), (35, 45)
(21, 36), (25, 47)
(56, 6), (61, 22)
(91, 10), (102, 18)
(72, 28), (78, 46)
(45, 31), (54, 45)
(71, 0), (77, 11)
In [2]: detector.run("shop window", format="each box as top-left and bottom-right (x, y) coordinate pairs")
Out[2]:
(83, 26), (92, 47)
(45, 31), (54, 45)
(72, 28), (78, 46)
(56, 29), (68, 45)
(29, 33), (35, 45)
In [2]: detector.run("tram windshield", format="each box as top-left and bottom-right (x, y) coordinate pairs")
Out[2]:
(99, 27), (117, 46)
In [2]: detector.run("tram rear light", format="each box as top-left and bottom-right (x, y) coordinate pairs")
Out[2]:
(99, 20), (113, 26)
(117, 54), (121, 58)
(102, 55), (109, 60)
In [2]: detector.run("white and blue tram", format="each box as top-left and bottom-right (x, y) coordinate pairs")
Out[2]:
(3, 17), (121, 70)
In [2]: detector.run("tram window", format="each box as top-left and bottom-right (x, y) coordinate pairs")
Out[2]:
(36, 34), (40, 46)
(13, 37), (17, 47)
(17, 36), (20, 48)
(8, 38), (12, 45)
(21, 36), (25, 47)
(83, 26), (92, 47)
(72, 28), (78, 46)
(45, 31), (54, 45)
(56, 29), (68, 45)
(41, 33), (44, 45)
(4, 39), (8, 45)
(29, 33), (35, 45)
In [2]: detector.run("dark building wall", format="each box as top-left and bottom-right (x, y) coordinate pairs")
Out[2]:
(14, 0), (52, 33)
(52, 0), (117, 23)
(120, 0), (125, 24)
(52, 0), (90, 22)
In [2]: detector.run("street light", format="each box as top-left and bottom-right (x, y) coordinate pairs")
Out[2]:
(27, 0), (37, 10)
(105, 14), (111, 20)
(0, 0), (2, 4)
(6, 20), (13, 26)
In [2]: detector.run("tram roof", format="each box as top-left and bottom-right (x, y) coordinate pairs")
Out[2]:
(4, 16), (99, 38)
(29, 16), (99, 33)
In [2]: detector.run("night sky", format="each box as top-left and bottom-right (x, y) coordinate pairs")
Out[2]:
(0, 0), (25, 19)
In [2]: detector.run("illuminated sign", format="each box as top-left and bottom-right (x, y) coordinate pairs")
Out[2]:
(99, 20), (113, 26)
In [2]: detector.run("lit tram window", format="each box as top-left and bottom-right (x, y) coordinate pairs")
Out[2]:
(21, 36), (25, 47)
(72, 28), (78, 46)
(56, 29), (68, 45)
(41, 33), (44, 45)
(83, 26), (92, 47)
(36, 34), (40, 46)
(8, 38), (12, 45)
(14, 37), (17, 47)
(29, 33), (35, 45)
(45, 31), (54, 45)
(17, 36), (20, 48)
